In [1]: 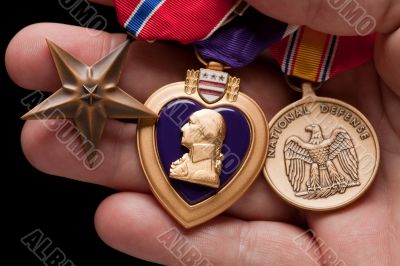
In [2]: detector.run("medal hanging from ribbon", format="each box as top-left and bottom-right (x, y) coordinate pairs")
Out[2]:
(21, 0), (248, 169)
(265, 27), (380, 211)
(114, 1), (380, 223)
(114, 1), (296, 227)
(23, 0), (381, 226)
(134, 8), (282, 228)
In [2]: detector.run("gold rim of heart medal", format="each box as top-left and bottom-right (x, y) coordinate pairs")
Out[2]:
(137, 63), (269, 228)
(264, 83), (380, 211)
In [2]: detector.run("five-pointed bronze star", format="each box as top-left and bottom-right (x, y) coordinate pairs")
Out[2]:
(21, 40), (157, 166)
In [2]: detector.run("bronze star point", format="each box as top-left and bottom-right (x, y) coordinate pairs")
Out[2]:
(22, 40), (157, 164)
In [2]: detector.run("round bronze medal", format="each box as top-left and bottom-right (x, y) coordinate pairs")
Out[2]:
(264, 83), (380, 211)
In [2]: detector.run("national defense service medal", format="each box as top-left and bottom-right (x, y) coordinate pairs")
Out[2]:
(264, 82), (380, 211)
(137, 62), (268, 228)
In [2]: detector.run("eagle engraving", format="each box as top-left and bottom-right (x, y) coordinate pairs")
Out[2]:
(284, 125), (360, 199)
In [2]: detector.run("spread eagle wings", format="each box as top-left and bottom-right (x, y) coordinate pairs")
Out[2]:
(327, 128), (359, 181)
(284, 128), (359, 192)
(284, 137), (312, 192)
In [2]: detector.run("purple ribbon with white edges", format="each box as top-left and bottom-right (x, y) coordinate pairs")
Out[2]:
(195, 8), (290, 68)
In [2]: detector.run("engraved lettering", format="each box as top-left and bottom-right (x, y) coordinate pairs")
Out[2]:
(337, 108), (345, 117)
(268, 139), (278, 158)
(360, 132), (370, 140)
(344, 112), (352, 121)
(267, 148), (276, 158)
(267, 99), (377, 211)
(295, 108), (303, 118)
(271, 128), (281, 139)
(269, 139), (277, 149)
(269, 106), (314, 158)
(350, 117), (360, 127)
(320, 104), (329, 113)
(330, 106), (337, 115)
(285, 112), (296, 123)
(268, 127), (283, 158)
(278, 120), (288, 129)
(303, 106), (311, 114)
(318, 103), (372, 140)
(357, 125), (366, 134)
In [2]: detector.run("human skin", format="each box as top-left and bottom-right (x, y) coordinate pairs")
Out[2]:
(6, 0), (399, 265)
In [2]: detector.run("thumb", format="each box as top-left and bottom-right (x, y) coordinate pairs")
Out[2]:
(246, 0), (399, 35)
(95, 192), (321, 265)
(375, 29), (400, 92)
(374, 29), (400, 134)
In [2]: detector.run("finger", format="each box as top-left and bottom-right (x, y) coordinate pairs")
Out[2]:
(21, 118), (299, 222)
(6, 23), (195, 102)
(247, 0), (399, 35)
(375, 29), (400, 101)
(5, 24), (292, 112)
(305, 26), (400, 265)
(304, 173), (399, 265)
(374, 29), (400, 153)
(95, 192), (320, 265)
(21, 119), (150, 192)
(6, 23), (123, 91)
(227, 178), (303, 224)
(12, 23), (298, 222)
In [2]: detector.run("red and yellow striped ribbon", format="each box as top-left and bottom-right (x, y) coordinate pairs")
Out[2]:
(271, 27), (375, 82)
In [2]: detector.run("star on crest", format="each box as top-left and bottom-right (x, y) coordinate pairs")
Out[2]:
(21, 40), (157, 166)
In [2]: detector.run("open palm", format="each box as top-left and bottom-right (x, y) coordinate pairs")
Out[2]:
(7, 0), (399, 264)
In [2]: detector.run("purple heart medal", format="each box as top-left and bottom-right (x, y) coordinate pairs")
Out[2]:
(133, 9), (291, 228)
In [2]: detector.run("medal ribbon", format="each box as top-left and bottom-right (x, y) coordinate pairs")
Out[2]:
(270, 27), (376, 82)
(114, 1), (375, 75)
(114, 0), (244, 44)
(194, 9), (294, 68)
(194, 9), (375, 75)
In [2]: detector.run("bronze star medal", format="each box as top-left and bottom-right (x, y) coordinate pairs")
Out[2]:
(22, 40), (157, 166)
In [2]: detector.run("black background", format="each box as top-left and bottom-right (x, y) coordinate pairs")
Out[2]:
(3, 1), (155, 265)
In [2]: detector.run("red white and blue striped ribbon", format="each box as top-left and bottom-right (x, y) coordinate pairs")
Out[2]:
(114, 1), (375, 78)
(114, 0), (244, 44)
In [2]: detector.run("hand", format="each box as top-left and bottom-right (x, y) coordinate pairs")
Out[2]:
(7, 0), (399, 264)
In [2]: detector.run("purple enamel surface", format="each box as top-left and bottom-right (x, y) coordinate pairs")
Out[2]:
(156, 98), (251, 205)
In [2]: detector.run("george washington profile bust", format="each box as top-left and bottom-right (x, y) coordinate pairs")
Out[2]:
(169, 109), (226, 188)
